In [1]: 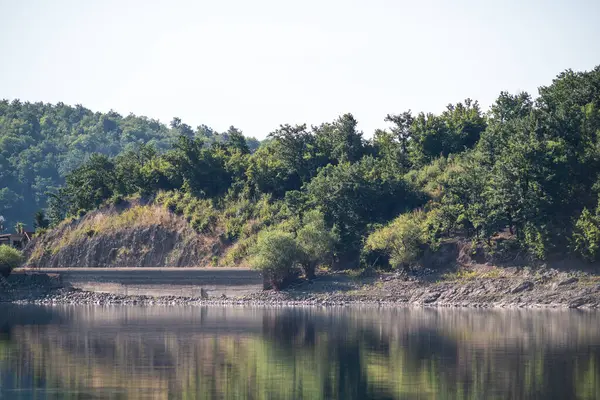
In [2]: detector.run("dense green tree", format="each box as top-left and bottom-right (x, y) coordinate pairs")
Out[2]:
(371, 111), (414, 174)
(0, 245), (23, 277)
(314, 113), (366, 164)
(62, 154), (117, 214)
(409, 99), (487, 166)
(33, 210), (49, 230)
(488, 91), (533, 124)
(306, 156), (422, 261)
(572, 202), (600, 261)
(164, 136), (233, 198)
(113, 144), (159, 196)
(296, 210), (338, 279)
(249, 229), (300, 289)
(224, 126), (250, 155)
(169, 117), (194, 137)
(246, 142), (296, 197)
(267, 124), (321, 186)
(246, 124), (327, 198)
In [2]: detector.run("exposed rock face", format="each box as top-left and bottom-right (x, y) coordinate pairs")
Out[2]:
(510, 281), (534, 294)
(556, 277), (578, 287)
(24, 204), (223, 268)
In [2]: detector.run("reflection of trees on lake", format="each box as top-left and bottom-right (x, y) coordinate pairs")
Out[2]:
(0, 307), (599, 399)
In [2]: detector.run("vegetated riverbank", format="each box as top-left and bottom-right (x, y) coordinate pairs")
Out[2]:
(3, 263), (600, 309)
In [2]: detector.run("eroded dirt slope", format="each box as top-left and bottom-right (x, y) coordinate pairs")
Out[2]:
(24, 202), (224, 268)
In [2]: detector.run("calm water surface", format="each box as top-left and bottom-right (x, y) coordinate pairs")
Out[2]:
(0, 305), (599, 399)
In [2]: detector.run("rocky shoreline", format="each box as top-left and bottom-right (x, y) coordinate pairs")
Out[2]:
(3, 266), (600, 309)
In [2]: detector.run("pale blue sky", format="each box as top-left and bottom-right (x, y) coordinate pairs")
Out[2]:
(1, 0), (599, 138)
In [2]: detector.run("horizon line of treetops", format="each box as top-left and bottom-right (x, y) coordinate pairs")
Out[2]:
(2, 65), (600, 282)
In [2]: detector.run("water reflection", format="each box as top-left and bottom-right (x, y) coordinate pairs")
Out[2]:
(0, 305), (599, 399)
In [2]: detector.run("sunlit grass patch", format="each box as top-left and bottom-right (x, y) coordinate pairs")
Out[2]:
(51, 205), (172, 254)
(579, 275), (600, 286)
(442, 267), (504, 282)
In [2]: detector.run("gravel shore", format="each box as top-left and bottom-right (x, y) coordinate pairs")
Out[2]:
(4, 266), (600, 309)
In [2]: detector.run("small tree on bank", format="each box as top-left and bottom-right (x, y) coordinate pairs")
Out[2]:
(572, 205), (600, 261)
(0, 245), (24, 278)
(296, 210), (338, 280)
(365, 210), (429, 271)
(249, 229), (300, 290)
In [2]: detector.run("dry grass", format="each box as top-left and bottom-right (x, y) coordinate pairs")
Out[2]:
(442, 266), (504, 282)
(51, 206), (176, 255)
(24, 200), (233, 268)
(580, 275), (600, 286)
(91, 206), (174, 232)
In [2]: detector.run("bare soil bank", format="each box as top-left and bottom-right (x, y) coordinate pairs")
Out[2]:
(23, 203), (226, 268)
(4, 265), (600, 308)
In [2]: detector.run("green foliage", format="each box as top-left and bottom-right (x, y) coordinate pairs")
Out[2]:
(155, 191), (219, 234)
(364, 210), (429, 270)
(33, 210), (49, 230)
(63, 153), (117, 214)
(247, 124), (324, 198)
(246, 142), (295, 198)
(313, 113), (366, 164)
(572, 206), (600, 261)
(249, 229), (300, 289)
(372, 111), (413, 175)
(0, 100), (261, 229)
(409, 99), (487, 167)
(165, 136), (234, 198)
(244, 210), (338, 284)
(296, 210), (338, 279)
(306, 156), (422, 258)
(8, 65), (600, 269)
(0, 101), (174, 229)
(0, 245), (23, 277)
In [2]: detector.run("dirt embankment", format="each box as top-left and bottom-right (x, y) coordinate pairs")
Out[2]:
(24, 202), (225, 268)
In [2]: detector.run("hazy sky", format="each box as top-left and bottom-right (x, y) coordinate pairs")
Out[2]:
(1, 0), (599, 138)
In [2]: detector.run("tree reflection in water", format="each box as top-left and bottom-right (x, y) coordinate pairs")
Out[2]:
(0, 305), (599, 399)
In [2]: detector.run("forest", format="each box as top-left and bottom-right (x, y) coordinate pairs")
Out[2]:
(0, 101), (259, 230)
(2, 65), (600, 286)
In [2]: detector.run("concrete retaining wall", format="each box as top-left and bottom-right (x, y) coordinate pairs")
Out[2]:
(19, 268), (264, 298)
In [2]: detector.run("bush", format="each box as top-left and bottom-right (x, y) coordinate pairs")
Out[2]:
(155, 191), (219, 233)
(296, 210), (338, 279)
(364, 210), (429, 271)
(0, 245), (24, 278)
(572, 207), (600, 261)
(249, 229), (300, 290)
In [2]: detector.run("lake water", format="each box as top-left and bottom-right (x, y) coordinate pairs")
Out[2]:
(0, 305), (599, 399)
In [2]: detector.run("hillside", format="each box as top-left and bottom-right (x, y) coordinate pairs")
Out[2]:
(0, 101), (260, 231)
(24, 200), (225, 268)
(11, 64), (600, 288)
